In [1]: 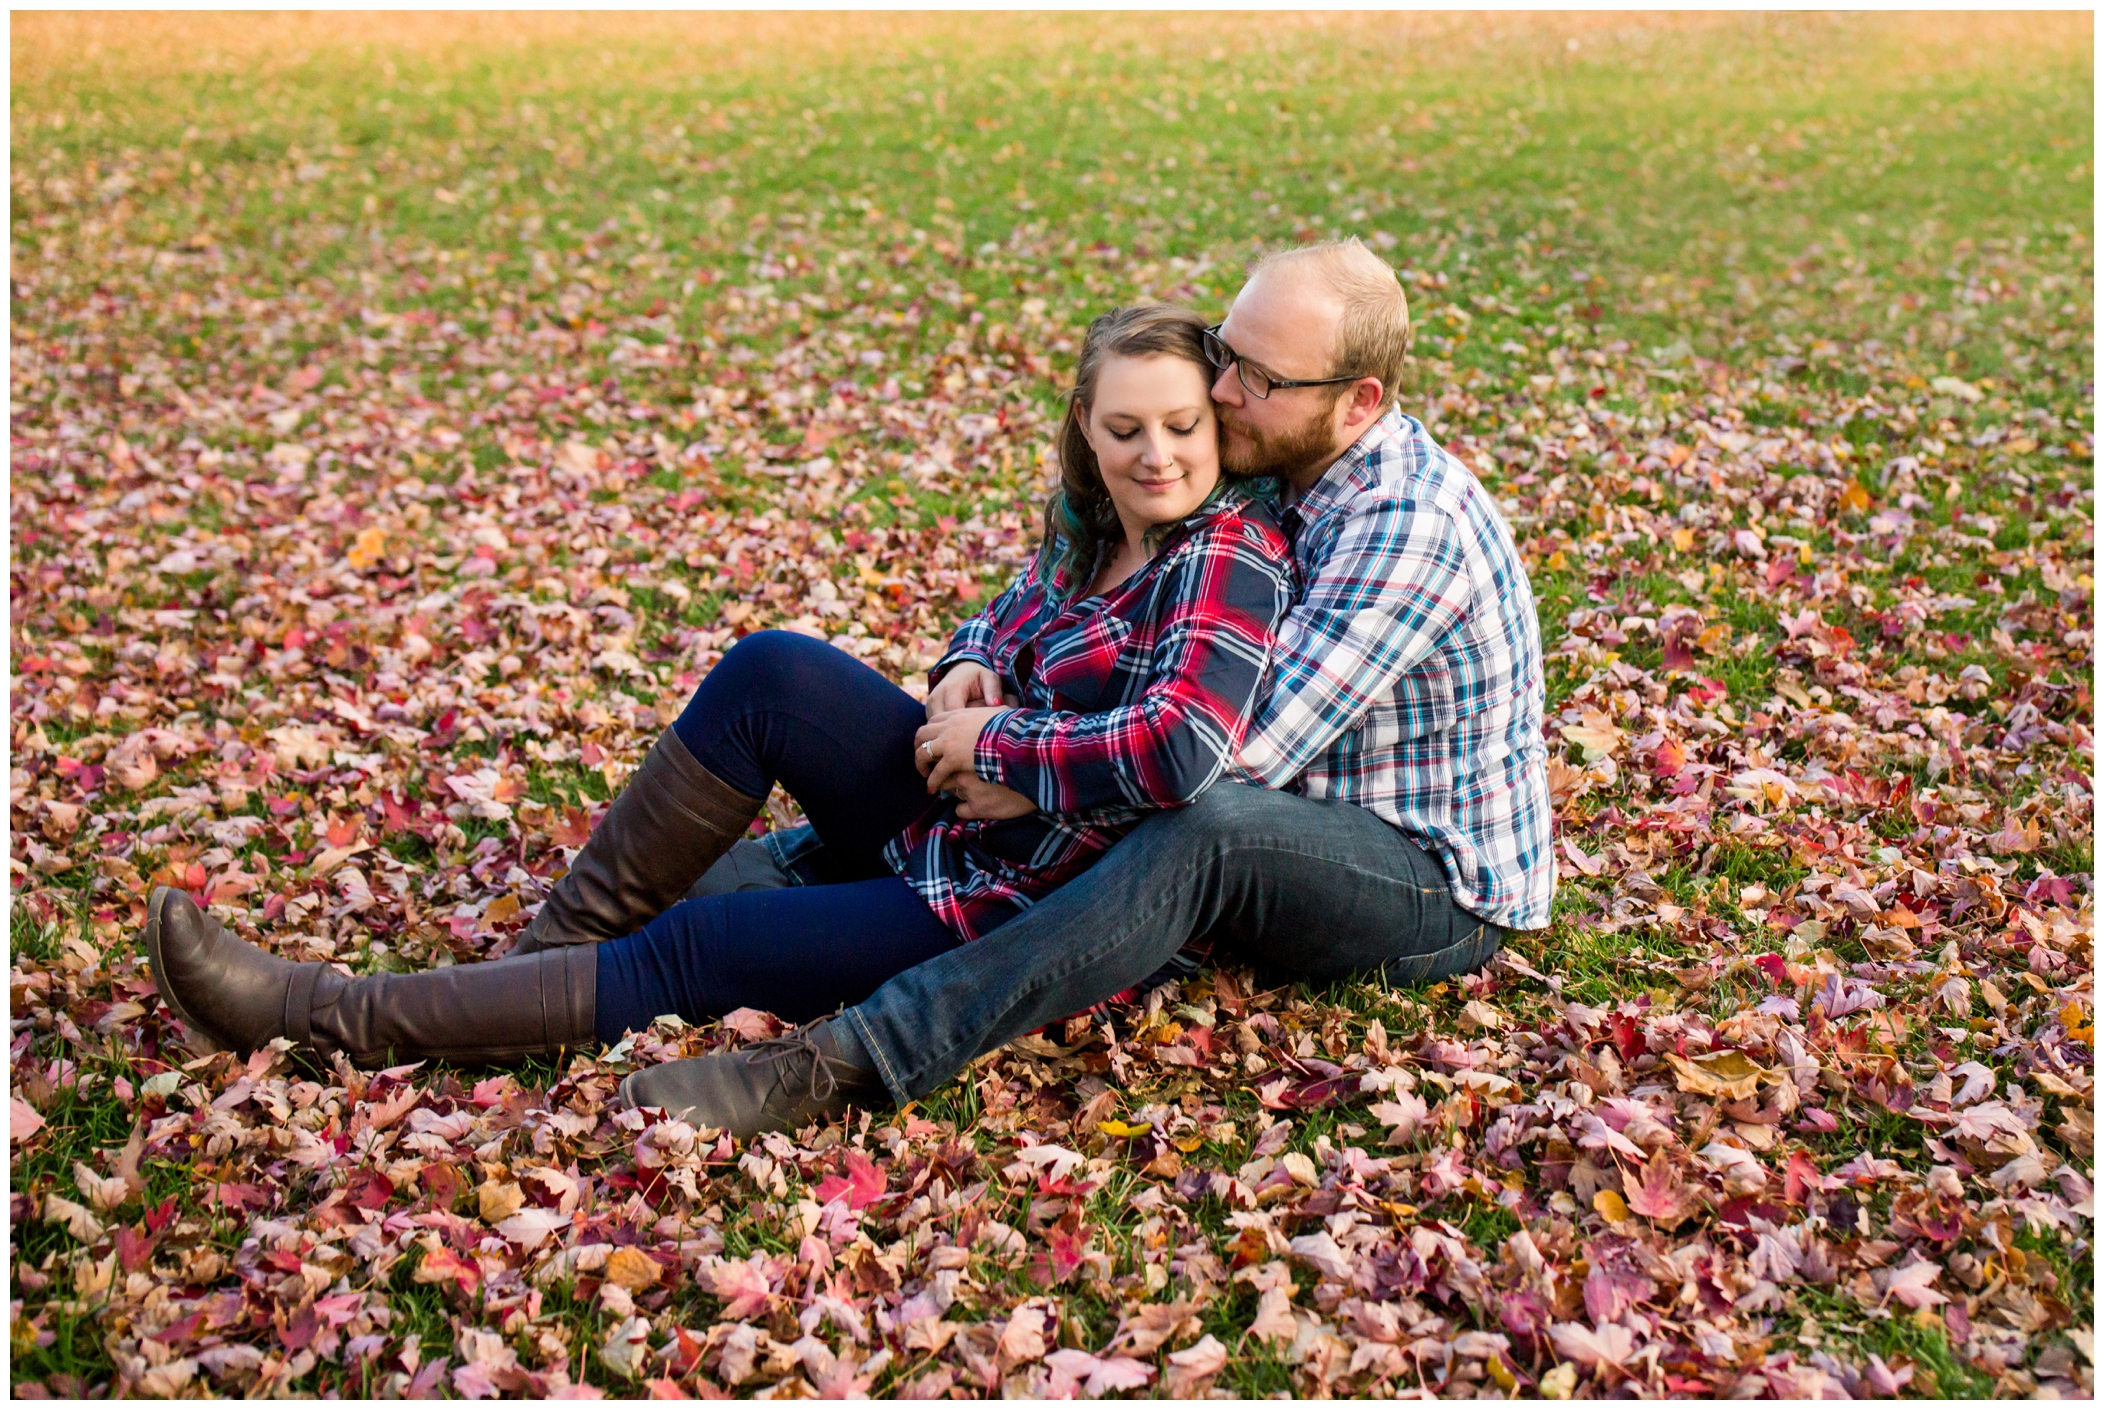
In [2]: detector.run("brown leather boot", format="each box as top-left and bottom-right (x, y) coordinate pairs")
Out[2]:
(145, 886), (597, 1067)
(513, 729), (766, 956)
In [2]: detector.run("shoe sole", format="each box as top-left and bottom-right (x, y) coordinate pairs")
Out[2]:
(142, 884), (228, 1054)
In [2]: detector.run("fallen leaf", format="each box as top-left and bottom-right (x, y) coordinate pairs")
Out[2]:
(603, 1246), (662, 1292)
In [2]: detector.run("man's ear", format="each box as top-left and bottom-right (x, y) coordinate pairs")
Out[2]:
(1339, 377), (1385, 435)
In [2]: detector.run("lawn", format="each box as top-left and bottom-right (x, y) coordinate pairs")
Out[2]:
(8, 11), (2093, 1399)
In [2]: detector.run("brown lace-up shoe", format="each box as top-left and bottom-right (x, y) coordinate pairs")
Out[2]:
(616, 1018), (885, 1140)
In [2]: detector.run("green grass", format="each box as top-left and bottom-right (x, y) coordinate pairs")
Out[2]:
(9, 10), (2094, 1400)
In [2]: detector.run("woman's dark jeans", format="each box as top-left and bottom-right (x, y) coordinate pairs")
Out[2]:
(593, 631), (981, 1042)
(593, 631), (1504, 1064)
(837, 783), (1506, 1104)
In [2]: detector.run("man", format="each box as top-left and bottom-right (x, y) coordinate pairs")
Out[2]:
(620, 238), (1554, 1134)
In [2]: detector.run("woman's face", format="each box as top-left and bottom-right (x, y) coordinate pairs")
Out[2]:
(1081, 353), (1222, 540)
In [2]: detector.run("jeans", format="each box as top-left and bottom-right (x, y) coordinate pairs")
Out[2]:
(668, 629), (935, 878)
(840, 782), (1506, 1105)
(594, 631), (994, 1042)
(593, 875), (964, 1041)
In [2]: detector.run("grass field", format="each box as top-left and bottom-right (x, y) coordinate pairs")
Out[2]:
(9, 12), (2094, 1399)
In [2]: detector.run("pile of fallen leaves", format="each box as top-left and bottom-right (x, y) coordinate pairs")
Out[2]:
(10, 11), (2093, 1400)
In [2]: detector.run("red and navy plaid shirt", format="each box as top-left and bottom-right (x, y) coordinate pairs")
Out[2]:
(884, 493), (1295, 940)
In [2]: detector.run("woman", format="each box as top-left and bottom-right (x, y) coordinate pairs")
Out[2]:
(144, 305), (1294, 1071)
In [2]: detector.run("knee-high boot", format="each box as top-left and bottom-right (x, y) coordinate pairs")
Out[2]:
(144, 886), (597, 1067)
(513, 728), (766, 955)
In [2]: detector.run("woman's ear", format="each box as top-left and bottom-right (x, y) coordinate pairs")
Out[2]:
(1073, 401), (1099, 457)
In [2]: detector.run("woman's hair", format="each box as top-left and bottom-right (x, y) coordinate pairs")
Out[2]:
(1040, 303), (1261, 593)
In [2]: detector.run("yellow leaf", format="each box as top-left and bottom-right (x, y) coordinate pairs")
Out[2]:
(1546, 550), (1569, 571)
(1460, 999), (1509, 1032)
(1487, 1352), (1518, 1392)
(1173, 1136), (1204, 1153)
(345, 524), (388, 569)
(484, 893), (522, 927)
(1840, 482), (1872, 513)
(1931, 375), (1984, 403)
(308, 842), (372, 880)
(1097, 1120), (1152, 1139)
(604, 1245), (662, 1292)
(1671, 527), (1696, 553)
(1561, 720), (1622, 760)
(1593, 1189), (1630, 1222)
(478, 1180), (525, 1224)
(1667, 1050), (1776, 1101)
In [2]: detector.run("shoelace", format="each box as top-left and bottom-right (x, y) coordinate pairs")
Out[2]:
(740, 1025), (841, 1104)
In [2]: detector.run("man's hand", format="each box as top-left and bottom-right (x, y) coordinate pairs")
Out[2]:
(950, 772), (1037, 821)
(914, 705), (1007, 794)
(925, 664), (1005, 722)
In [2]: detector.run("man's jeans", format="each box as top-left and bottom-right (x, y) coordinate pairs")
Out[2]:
(833, 783), (1506, 1106)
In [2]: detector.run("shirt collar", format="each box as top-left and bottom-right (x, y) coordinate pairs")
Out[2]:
(1288, 407), (1412, 525)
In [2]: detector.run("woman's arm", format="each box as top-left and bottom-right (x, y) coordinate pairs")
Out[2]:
(923, 550), (1044, 688)
(967, 518), (1294, 814)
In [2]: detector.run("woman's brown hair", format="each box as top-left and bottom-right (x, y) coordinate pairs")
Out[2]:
(1041, 303), (1254, 592)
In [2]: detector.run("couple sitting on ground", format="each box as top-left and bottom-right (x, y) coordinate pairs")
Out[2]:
(146, 238), (1555, 1139)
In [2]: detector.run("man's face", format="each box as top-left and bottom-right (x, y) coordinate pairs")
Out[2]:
(1210, 272), (1349, 485)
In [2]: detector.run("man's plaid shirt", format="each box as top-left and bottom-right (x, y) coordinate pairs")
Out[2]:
(1235, 408), (1554, 932)
(886, 495), (1294, 940)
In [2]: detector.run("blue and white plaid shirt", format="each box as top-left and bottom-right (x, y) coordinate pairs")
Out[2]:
(1236, 408), (1554, 931)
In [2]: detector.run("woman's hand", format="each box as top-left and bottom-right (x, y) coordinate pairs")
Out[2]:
(925, 664), (1005, 722)
(950, 773), (1038, 821)
(914, 705), (1007, 793)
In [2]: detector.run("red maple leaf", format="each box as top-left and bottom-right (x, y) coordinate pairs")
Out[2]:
(550, 805), (593, 848)
(1032, 1208), (1091, 1286)
(415, 1245), (481, 1297)
(814, 1150), (886, 1211)
(114, 1223), (163, 1273)
(378, 788), (420, 834)
(1625, 1149), (1701, 1228)
(1783, 1149), (1824, 1206)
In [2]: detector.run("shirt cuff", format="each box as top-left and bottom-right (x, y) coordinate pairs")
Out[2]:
(973, 710), (1019, 789)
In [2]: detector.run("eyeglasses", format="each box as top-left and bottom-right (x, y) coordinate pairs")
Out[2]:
(1202, 324), (1363, 400)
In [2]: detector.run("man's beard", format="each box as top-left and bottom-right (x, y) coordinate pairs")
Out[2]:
(1218, 399), (1343, 482)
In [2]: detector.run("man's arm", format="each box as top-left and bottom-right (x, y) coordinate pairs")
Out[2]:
(1236, 496), (1472, 787)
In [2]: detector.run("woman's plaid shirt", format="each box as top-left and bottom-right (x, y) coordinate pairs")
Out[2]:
(1236, 408), (1554, 932)
(886, 495), (1295, 940)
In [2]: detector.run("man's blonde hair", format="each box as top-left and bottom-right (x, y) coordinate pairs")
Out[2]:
(1247, 238), (1412, 413)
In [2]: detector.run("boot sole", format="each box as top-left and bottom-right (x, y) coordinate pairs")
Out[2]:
(143, 884), (228, 1055)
